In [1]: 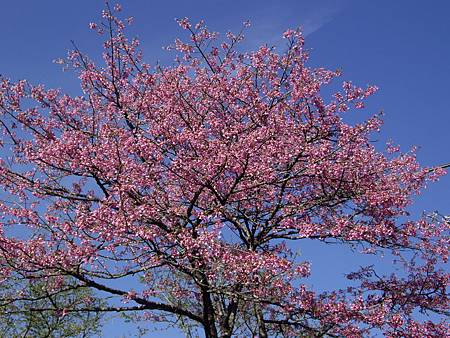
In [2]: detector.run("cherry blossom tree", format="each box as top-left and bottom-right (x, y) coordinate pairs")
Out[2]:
(0, 5), (448, 337)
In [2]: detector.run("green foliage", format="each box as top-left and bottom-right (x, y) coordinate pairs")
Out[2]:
(0, 277), (103, 338)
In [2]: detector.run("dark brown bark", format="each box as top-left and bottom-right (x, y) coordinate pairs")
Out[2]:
(201, 281), (218, 338)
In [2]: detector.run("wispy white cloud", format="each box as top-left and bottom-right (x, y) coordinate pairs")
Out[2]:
(301, 4), (341, 36)
(244, 1), (346, 49)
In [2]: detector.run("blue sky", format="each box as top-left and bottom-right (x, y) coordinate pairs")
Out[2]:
(1, 1), (449, 336)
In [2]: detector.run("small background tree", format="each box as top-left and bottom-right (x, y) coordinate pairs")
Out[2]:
(0, 276), (103, 337)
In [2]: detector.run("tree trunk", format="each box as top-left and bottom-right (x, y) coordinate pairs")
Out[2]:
(201, 281), (218, 338)
(256, 306), (268, 338)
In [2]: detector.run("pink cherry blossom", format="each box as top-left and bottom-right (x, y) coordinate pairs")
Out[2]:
(0, 5), (447, 338)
